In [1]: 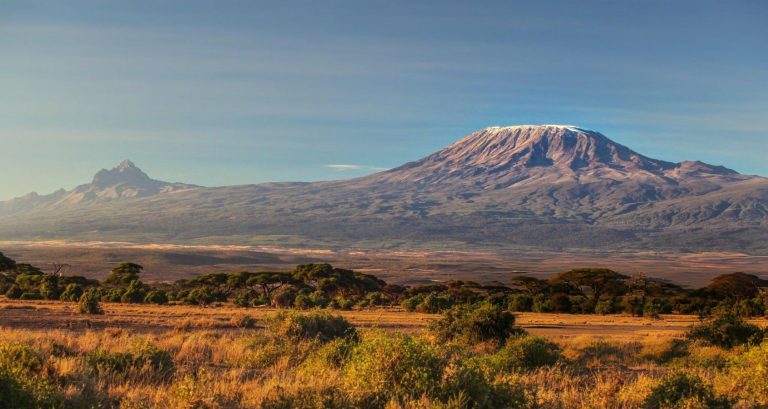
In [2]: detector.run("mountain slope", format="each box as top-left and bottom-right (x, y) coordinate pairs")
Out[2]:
(1, 126), (767, 252)
(0, 160), (198, 215)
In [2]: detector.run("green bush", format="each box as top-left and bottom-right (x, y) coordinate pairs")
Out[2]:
(485, 335), (561, 372)
(19, 292), (42, 300)
(724, 341), (768, 406)
(643, 373), (728, 409)
(431, 302), (524, 345)
(266, 311), (358, 343)
(60, 283), (84, 302)
(686, 313), (765, 348)
(0, 343), (61, 409)
(594, 299), (615, 315)
(401, 294), (424, 312)
(416, 294), (452, 313)
(121, 280), (147, 303)
(0, 370), (36, 409)
(507, 294), (533, 312)
(4, 285), (23, 299)
(343, 333), (444, 404)
(144, 290), (168, 305)
(441, 362), (527, 409)
(86, 340), (173, 382)
(294, 293), (314, 310)
(0, 370), (60, 409)
(78, 289), (104, 315)
(329, 297), (355, 310)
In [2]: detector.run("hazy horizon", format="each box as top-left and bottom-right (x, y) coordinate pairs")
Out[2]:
(2, 1), (767, 200)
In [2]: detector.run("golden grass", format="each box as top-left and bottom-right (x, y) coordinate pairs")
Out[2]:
(3, 299), (768, 408)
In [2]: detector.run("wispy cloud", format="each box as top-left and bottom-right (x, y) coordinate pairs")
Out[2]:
(324, 164), (389, 172)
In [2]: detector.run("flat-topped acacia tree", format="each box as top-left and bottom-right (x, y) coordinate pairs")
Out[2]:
(103, 262), (144, 286)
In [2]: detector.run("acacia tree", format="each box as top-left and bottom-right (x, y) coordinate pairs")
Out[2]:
(548, 268), (628, 301)
(707, 273), (768, 300)
(103, 262), (143, 286)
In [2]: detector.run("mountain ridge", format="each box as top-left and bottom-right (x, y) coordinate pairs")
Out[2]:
(1, 125), (767, 253)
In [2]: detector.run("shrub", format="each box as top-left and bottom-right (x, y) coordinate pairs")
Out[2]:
(594, 299), (615, 315)
(686, 313), (765, 348)
(3, 285), (22, 299)
(507, 294), (533, 312)
(266, 311), (358, 343)
(271, 286), (298, 308)
(441, 361), (528, 409)
(431, 302), (524, 345)
(60, 283), (84, 302)
(486, 335), (560, 372)
(38, 276), (59, 300)
(86, 340), (174, 381)
(101, 288), (125, 302)
(144, 290), (168, 305)
(309, 290), (330, 308)
(416, 294), (453, 313)
(643, 373), (727, 409)
(343, 333), (444, 404)
(550, 293), (573, 312)
(121, 280), (147, 303)
(329, 296), (355, 310)
(722, 341), (768, 405)
(401, 294), (424, 312)
(294, 293), (314, 309)
(78, 289), (104, 314)
(0, 343), (43, 374)
(0, 370), (35, 409)
(0, 370), (60, 409)
(19, 292), (42, 300)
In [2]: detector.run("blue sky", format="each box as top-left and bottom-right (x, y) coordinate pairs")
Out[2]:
(1, 0), (767, 199)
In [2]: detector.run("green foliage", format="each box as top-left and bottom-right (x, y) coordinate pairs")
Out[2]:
(440, 362), (528, 409)
(485, 335), (561, 372)
(725, 341), (768, 405)
(60, 283), (84, 302)
(686, 313), (765, 348)
(416, 294), (453, 313)
(344, 333), (444, 404)
(86, 340), (174, 381)
(266, 311), (358, 343)
(4, 284), (23, 299)
(38, 275), (60, 300)
(507, 294), (533, 312)
(643, 373), (727, 409)
(103, 262), (143, 286)
(78, 288), (104, 314)
(271, 286), (299, 308)
(594, 299), (615, 314)
(144, 290), (168, 305)
(121, 280), (147, 303)
(431, 302), (524, 345)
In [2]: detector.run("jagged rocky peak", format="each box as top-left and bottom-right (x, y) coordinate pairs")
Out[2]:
(91, 160), (152, 188)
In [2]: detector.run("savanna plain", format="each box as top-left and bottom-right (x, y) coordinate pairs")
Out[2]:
(1, 297), (768, 408)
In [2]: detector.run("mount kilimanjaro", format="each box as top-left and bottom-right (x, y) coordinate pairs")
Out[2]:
(2, 125), (767, 252)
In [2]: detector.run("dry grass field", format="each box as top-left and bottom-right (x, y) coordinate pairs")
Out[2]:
(0, 298), (720, 339)
(2, 298), (768, 408)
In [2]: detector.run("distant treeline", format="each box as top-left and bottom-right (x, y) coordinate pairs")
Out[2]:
(1, 251), (767, 317)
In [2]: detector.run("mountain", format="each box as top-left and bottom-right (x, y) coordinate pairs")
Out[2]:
(1, 125), (767, 253)
(0, 160), (198, 214)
